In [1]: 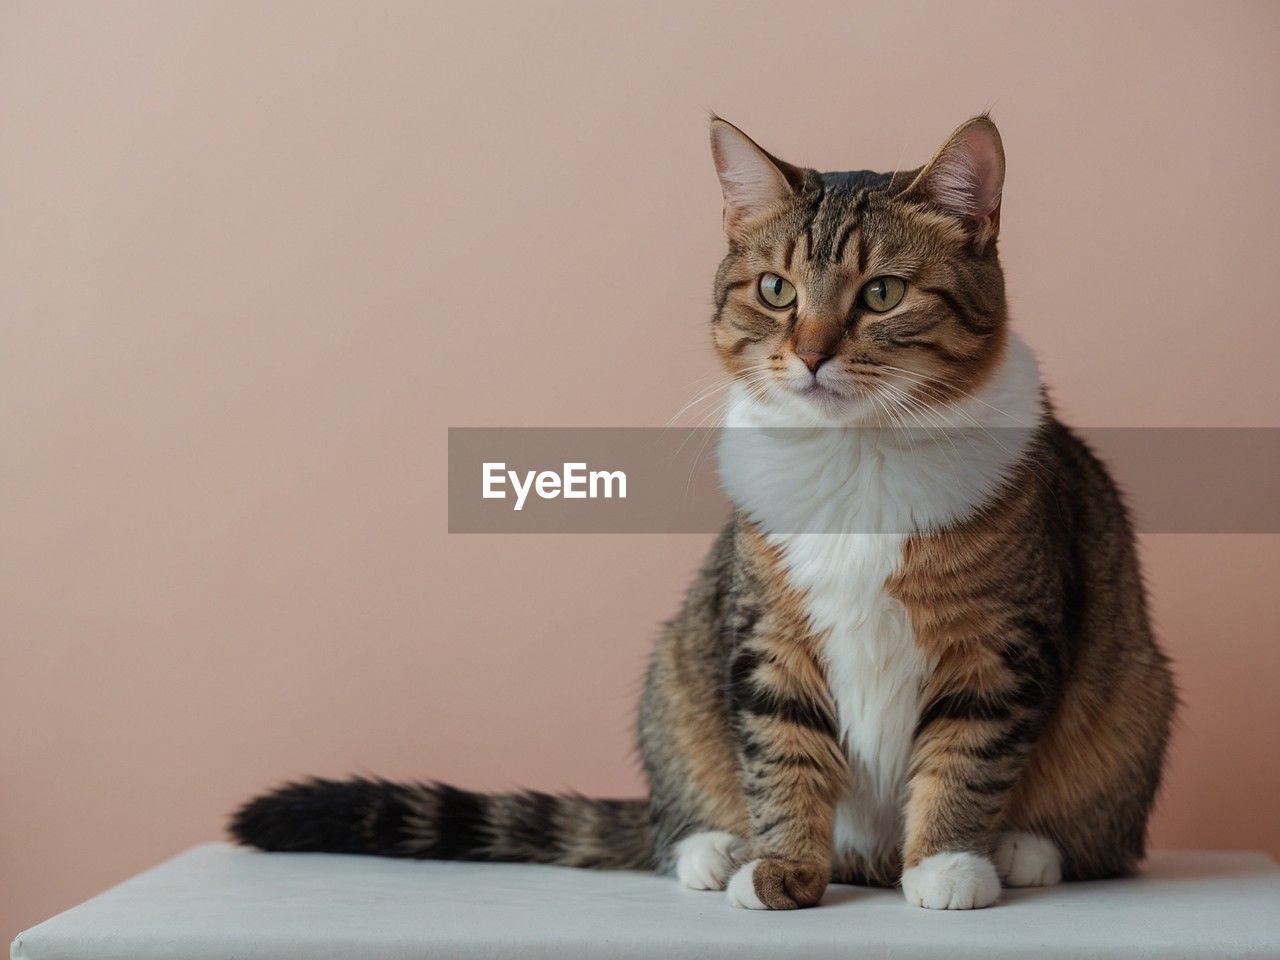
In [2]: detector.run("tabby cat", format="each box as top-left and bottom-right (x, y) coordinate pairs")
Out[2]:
(232, 115), (1175, 910)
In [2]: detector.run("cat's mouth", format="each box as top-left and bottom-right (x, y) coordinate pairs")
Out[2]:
(785, 379), (861, 413)
(797, 382), (847, 403)
(770, 373), (887, 423)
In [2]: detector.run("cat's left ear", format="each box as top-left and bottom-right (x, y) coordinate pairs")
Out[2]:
(710, 117), (803, 233)
(904, 116), (1005, 250)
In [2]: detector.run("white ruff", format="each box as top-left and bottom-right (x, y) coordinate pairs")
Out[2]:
(717, 334), (1044, 867)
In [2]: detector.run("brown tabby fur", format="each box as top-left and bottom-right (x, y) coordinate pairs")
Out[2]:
(231, 115), (1175, 912)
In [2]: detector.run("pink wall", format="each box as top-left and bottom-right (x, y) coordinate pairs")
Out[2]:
(3, 0), (1278, 938)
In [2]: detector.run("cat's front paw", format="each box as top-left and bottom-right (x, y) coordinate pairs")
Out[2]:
(726, 858), (828, 910)
(901, 851), (1001, 910)
(993, 831), (1062, 887)
(674, 831), (746, 891)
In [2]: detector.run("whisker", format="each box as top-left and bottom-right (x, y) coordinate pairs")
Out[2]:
(662, 363), (773, 431)
(877, 371), (1062, 501)
(876, 364), (1025, 424)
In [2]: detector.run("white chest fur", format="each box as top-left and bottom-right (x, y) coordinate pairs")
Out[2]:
(716, 335), (1044, 863)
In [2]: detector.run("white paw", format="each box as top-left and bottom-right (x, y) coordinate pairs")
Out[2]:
(993, 831), (1062, 887)
(725, 859), (768, 909)
(901, 851), (1001, 910)
(674, 831), (746, 891)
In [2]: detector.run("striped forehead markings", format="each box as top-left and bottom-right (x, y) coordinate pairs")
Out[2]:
(794, 184), (875, 268)
(800, 181), (825, 265)
(832, 190), (873, 266)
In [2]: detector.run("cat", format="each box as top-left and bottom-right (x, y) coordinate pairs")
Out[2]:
(231, 115), (1175, 910)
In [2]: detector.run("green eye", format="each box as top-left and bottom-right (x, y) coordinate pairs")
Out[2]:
(860, 276), (907, 312)
(758, 272), (797, 309)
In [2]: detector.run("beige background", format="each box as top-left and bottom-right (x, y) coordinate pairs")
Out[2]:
(3, 0), (1279, 938)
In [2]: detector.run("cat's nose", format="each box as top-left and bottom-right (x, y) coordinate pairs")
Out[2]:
(797, 350), (832, 374)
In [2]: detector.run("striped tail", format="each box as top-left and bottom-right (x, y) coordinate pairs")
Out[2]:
(229, 777), (654, 870)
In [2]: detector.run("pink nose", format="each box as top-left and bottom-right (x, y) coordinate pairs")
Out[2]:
(797, 350), (831, 374)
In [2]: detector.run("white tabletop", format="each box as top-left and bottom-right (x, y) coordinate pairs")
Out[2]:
(11, 844), (1280, 960)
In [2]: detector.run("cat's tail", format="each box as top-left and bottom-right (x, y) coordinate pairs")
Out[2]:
(229, 777), (654, 870)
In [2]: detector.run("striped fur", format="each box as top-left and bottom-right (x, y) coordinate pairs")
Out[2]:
(231, 779), (652, 869)
(231, 115), (1175, 912)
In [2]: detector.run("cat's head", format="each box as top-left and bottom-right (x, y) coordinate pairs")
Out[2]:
(710, 116), (1008, 426)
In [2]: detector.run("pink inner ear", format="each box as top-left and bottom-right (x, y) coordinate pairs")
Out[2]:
(710, 121), (792, 228)
(928, 126), (1004, 220)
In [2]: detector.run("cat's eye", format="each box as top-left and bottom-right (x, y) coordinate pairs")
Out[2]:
(859, 276), (907, 313)
(758, 273), (797, 309)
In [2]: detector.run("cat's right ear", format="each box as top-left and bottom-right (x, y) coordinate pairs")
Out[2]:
(710, 118), (798, 233)
(902, 116), (1005, 251)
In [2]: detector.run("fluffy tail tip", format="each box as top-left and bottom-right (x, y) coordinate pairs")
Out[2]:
(229, 776), (406, 854)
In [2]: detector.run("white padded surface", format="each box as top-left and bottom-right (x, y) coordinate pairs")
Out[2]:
(11, 844), (1280, 960)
